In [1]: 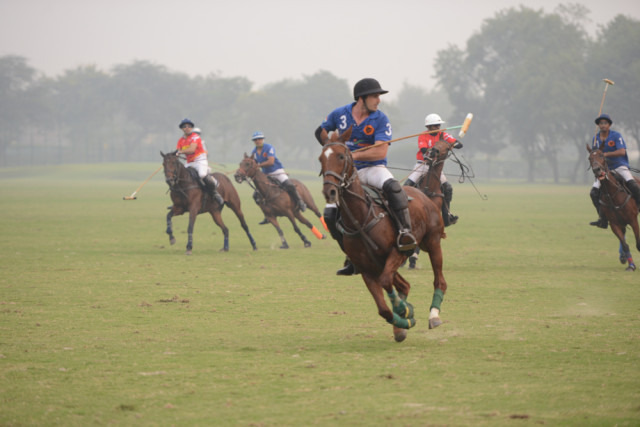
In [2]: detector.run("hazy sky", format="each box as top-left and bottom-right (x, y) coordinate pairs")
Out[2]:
(2, 0), (638, 98)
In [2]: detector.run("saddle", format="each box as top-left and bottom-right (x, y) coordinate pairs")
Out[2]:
(186, 168), (208, 190)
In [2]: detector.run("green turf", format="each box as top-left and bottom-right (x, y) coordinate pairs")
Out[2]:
(1, 164), (639, 426)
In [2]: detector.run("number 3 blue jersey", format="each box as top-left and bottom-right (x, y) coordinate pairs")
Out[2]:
(321, 103), (392, 170)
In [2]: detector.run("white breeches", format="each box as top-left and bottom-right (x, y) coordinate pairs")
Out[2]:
(185, 154), (210, 178)
(267, 168), (288, 184)
(357, 165), (395, 189)
(407, 162), (447, 184)
(592, 165), (634, 189)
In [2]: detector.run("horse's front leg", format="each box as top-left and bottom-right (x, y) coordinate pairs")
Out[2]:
(166, 209), (176, 245)
(185, 208), (198, 255)
(425, 238), (447, 329)
(268, 218), (289, 249)
(287, 214), (311, 247)
(612, 223), (636, 271)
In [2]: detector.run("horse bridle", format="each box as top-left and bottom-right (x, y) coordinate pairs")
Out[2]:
(589, 150), (632, 211)
(321, 142), (360, 198)
(321, 142), (383, 256)
(163, 154), (199, 196)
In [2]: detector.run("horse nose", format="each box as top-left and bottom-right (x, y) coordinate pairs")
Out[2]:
(326, 187), (337, 203)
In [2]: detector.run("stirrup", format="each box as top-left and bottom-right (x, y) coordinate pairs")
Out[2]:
(397, 231), (417, 253)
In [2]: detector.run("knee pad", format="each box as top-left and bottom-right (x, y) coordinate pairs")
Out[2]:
(441, 181), (453, 201)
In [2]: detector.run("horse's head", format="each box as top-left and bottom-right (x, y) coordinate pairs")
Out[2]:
(586, 144), (608, 181)
(423, 138), (453, 167)
(318, 127), (356, 204)
(161, 150), (181, 187)
(234, 154), (258, 183)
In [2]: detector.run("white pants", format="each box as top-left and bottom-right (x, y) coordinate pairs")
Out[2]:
(592, 165), (634, 189)
(407, 162), (447, 184)
(267, 168), (288, 184)
(357, 165), (394, 189)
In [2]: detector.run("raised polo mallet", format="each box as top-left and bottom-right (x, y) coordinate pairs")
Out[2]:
(458, 113), (474, 139)
(123, 165), (163, 200)
(598, 79), (615, 116)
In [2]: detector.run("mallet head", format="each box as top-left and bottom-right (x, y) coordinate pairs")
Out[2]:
(603, 78), (614, 86)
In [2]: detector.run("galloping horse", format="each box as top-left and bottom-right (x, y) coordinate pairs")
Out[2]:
(319, 128), (448, 342)
(234, 154), (326, 249)
(162, 151), (257, 255)
(586, 144), (640, 271)
(408, 137), (456, 267)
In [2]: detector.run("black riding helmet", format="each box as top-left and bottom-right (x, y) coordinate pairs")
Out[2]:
(595, 113), (612, 125)
(353, 78), (389, 100)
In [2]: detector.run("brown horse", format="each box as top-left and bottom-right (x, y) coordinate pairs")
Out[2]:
(586, 144), (640, 271)
(234, 154), (326, 249)
(162, 150), (257, 255)
(319, 128), (448, 342)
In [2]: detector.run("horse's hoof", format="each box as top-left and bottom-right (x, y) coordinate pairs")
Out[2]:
(304, 241), (312, 248)
(170, 238), (176, 245)
(393, 327), (407, 342)
(429, 317), (442, 329)
(185, 250), (192, 255)
(626, 264), (636, 271)
(280, 244), (289, 249)
(220, 247), (229, 252)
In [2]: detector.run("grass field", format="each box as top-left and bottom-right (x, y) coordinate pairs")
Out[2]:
(1, 163), (639, 426)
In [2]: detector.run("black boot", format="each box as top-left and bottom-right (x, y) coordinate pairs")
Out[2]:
(283, 179), (306, 212)
(626, 179), (640, 207)
(324, 206), (358, 276)
(589, 187), (607, 229)
(403, 178), (416, 187)
(336, 257), (358, 276)
(383, 179), (417, 254)
(441, 182), (458, 226)
(204, 175), (224, 205)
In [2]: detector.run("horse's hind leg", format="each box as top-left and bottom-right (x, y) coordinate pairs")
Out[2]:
(287, 215), (312, 247)
(611, 224), (635, 271)
(295, 211), (325, 240)
(209, 211), (229, 252)
(226, 201), (257, 250)
(166, 209), (177, 245)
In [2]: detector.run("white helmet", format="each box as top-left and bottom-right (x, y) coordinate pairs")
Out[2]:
(425, 114), (445, 127)
(192, 127), (202, 134)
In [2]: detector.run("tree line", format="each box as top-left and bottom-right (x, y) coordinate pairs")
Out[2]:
(1, 6), (638, 183)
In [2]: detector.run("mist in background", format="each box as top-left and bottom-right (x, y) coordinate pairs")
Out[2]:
(1, 0), (639, 183)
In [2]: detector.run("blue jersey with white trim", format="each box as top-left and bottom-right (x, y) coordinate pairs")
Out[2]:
(251, 143), (284, 174)
(593, 130), (629, 169)
(321, 103), (392, 170)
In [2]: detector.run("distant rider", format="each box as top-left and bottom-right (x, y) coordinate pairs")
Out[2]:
(176, 118), (224, 206)
(404, 113), (463, 227)
(589, 113), (640, 228)
(251, 131), (307, 214)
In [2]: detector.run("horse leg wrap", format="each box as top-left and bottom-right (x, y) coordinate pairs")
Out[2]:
(387, 313), (417, 329)
(430, 288), (444, 312)
(388, 289), (414, 319)
(310, 225), (324, 240)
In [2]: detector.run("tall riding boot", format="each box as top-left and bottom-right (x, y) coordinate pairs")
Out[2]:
(403, 178), (416, 187)
(283, 179), (306, 212)
(383, 179), (418, 254)
(204, 175), (224, 206)
(626, 179), (640, 207)
(589, 187), (607, 229)
(441, 181), (458, 226)
(324, 206), (358, 276)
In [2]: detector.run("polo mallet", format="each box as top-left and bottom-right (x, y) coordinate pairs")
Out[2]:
(458, 113), (474, 139)
(355, 113), (474, 152)
(598, 79), (615, 116)
(123, 165), (163, 200)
